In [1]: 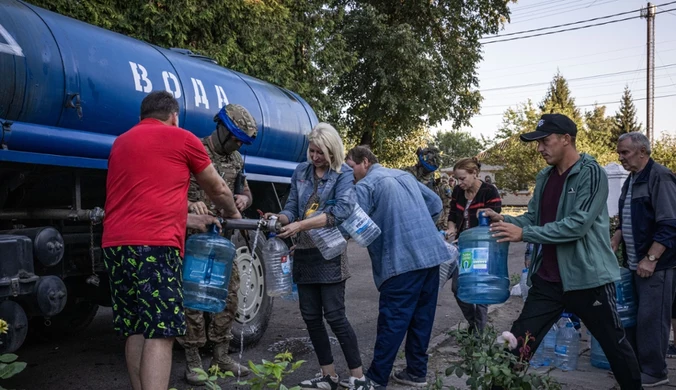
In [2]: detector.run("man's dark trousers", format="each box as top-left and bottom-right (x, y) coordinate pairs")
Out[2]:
(510, 274), (642, 390)
(629, 268), (676, 381)
(366, 265), (440, 386)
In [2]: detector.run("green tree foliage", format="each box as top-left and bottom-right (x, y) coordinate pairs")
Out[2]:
(27, 0), (513, 166)
(434, 130), (486, 168)
(652, 133), (676, 172)
(578, 104), (617, 166)
(612, 86), (642, 144)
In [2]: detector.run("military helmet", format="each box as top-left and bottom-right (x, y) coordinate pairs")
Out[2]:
(417, 146), (441, 171)
(214, 104), (257, 145)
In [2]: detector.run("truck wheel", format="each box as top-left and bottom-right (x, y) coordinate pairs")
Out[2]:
(229, 231), (272, 351)
(0, 300), (28, 353)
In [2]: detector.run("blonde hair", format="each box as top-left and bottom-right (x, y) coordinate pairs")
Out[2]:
(453, 157), (481, 175)
(307, 122), (345, 173)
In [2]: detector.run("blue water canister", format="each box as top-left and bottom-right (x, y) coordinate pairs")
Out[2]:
(616, 267), (637, 328)
(590, 267), (637, 370)
(182, 224), (236, 313)
(456, 212), (510, 304)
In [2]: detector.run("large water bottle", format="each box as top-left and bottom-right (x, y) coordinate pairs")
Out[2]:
(616, 267), (637, 328)
(520, 268), (529, 302)
(262, 233), (293, 297)
(456, 212), (510, 304)
(340, 204), (381, 247)
(183, 223), (236, 313)
(554, 315), (579, 371)
(530, 324), (557, 367)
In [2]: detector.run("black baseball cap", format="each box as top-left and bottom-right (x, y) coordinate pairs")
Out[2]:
(520, 113), (577, 142)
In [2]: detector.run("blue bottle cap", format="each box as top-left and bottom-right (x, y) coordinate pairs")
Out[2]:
(561, 312), (571, 318)
(268, 232), (277, 238)
(209, 223), (220, 234)
(478, 211), (490, 226)
(522, 268), (529, 273)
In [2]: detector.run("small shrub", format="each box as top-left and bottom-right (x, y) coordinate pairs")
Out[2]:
(429, 326), (561, 390)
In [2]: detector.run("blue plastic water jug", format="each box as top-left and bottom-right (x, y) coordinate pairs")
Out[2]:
(456, 212), (510, 304)
(182, 224), (236, 313)
(616, 267), (637, 328)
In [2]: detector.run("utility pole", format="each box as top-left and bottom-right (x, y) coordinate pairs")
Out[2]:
(641, 2), (656, 145)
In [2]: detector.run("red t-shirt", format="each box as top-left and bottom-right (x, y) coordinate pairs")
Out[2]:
(102, 118), (212, 255)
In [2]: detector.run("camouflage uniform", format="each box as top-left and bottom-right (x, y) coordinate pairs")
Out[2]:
(402, 146), (448, 230)
(178, 104), (257, 384)
(176, 139), (247, 350)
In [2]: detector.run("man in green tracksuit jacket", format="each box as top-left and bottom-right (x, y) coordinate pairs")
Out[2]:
(483, 114), (641, 390)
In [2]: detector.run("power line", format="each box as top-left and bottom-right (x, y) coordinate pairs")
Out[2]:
(476, 93), (676, 117)
(482, 5), (641, 39)
(510, 0), (616, 23)
(481, 63), (676, 92)
(482, 4), (676, 44)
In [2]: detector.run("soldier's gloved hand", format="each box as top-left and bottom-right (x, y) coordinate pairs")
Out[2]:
(234, 195), (249, 212)
(189, 201), (209, 215)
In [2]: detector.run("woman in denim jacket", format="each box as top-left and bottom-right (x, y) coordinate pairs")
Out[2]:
(266, 123), (365, 390)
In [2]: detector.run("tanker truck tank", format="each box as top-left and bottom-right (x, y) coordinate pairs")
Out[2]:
(0, 0), (317, 181)
(0, 0), (321, 352)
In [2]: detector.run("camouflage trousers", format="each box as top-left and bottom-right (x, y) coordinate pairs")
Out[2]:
(177, 262), (240, 348)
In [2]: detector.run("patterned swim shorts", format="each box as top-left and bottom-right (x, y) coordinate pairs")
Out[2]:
(102, 246), (186, 339)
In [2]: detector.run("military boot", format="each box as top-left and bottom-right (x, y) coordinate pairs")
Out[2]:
(184, 347), (206, 385)
(212, 342), (250, 376)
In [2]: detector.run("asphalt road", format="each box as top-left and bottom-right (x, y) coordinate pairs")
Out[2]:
(4, 241), (527, 390)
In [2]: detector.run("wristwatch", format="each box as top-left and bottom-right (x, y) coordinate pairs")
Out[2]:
(648, 254), (657, 262)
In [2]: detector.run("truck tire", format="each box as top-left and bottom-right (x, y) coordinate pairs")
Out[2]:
(229, 230), (272, 351)
(28, 299), (99, 341)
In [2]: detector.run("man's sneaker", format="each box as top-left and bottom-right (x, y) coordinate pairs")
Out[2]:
(667, 344), (676, 358)
(352, 377), (385, 390)
(641, 373), (669, 388)
(391, 369), (427, 387)
(298, 372), (339, 390)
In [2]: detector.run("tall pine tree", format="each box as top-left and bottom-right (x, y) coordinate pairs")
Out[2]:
(612, 86), (642, 144)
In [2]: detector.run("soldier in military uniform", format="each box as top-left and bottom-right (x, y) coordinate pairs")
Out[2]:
(402, 146), (448, 230)
(178, 104), (257, 385)
(436, 173), (453, 231)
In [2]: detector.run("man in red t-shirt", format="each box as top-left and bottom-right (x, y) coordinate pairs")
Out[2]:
(102, 91), (241, 390)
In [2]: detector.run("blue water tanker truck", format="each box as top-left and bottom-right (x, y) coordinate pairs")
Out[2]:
(0, 0), (317, 352)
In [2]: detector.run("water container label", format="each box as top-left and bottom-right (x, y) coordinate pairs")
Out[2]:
(459, 248), (489, 274)
(184, 258), (227, 286)
(555, 345), (567, 354)
(281, 255), (291, 275)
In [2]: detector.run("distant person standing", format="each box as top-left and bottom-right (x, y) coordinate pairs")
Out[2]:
(102, 91), (241, 390)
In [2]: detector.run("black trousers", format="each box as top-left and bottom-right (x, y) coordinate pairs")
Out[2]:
(297, 281), (363, 370)
(510, 274), (642, 390)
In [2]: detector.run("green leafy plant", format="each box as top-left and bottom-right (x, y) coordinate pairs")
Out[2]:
(0, 319), (27, 390)
(238, 351), (306, 390)
(430, 326), (561, 390)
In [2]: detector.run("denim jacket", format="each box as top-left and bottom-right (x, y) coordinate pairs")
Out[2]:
(280, 162), (356, 227)
(354, 164), (449, 289)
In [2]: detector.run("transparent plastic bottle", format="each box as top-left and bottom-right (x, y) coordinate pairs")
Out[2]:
(262, 233), (292, 297)
(183, 223), (236, 313)
(307, 227), (346, 260)
(530, 324), (557, 367)
(554, 316), (579, 371)
(457, 212), (510, 304)
(340, 204), (381, 247)
(520, 268), (530, 302)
